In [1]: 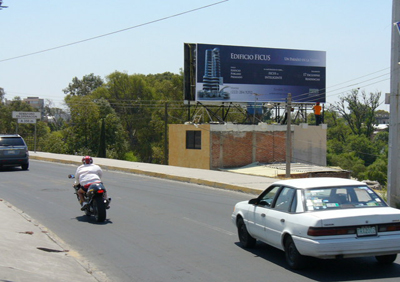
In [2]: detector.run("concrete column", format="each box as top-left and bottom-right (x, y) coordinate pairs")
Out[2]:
(388, 0), (400, 207)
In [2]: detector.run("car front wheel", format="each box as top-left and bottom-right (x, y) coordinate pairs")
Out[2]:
(284, 236), (307, 270)
(237, 217), (256, 248)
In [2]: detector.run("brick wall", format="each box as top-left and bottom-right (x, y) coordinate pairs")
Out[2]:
(255, 131), (286, 163)
(169, 123), (326, 170)
(211, 130), (287, 169)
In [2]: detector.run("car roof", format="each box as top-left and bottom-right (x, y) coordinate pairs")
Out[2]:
(0, 134), (22, 138)
(272, 177), (365, 189)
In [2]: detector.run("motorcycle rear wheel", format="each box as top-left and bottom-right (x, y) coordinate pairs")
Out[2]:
(93, 197), (106, 222)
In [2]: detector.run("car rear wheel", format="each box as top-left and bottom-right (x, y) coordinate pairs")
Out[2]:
(21, 163), (29, 170)
(93, 197), (106, 222)
(237, 217), (256, 248)
(284, 236), (307, 270)
(375, 254), (397, 264)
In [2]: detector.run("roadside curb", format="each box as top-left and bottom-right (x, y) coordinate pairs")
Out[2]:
(30, 155), (261, 195)
(30, 156), (80, 166)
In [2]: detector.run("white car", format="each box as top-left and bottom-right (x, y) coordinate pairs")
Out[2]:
(231, 177), (400, 269)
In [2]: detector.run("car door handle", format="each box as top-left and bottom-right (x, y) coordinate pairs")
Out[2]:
(280, 219), (285, 223)
(261, 213), (266, 217)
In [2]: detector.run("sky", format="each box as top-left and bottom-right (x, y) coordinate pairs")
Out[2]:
(0, 0), (394, 111)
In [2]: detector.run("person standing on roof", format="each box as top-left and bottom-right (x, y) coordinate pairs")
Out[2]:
(312, 102), (322, 126)
(74, 156), (103, 210)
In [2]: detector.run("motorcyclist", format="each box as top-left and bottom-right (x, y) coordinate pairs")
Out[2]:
(74, 156), (103, 210)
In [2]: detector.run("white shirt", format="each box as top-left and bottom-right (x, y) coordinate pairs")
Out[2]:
(74, 163), (103, 186)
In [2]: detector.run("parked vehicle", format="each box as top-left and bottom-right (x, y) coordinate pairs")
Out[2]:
(232, 177), (400, 269)
(68, 174), (111, 222)
(0, 134), (29, 170)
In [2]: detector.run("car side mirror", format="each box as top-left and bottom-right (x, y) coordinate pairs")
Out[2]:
(249, 198), (258, 205)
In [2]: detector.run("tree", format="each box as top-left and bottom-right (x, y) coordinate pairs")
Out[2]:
(0, 96), (52, 151)
(98, 118), (106, 158)
(332, 89), (381, 137)
(326, 89), (388, 184)
(43, 99), (67, 131)
(63, 73), (103, 97)
(0, 97), (39, 134)
(0, 87), (5, 104)
(56, 93), (129, 159)
(102, 112), (129, 159)
(92, 71), (155, 161)
(328, 152), (366, 180)
(64, 95), (101, 155)
(362, 152), (388, 185)
(325, 109), (352, 143)
(42, 131), (69, 154)
(146, 72), (186, 163)
(345, 134), (377, 167)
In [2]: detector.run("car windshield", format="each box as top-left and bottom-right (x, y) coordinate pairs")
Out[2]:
(304, 185), (387, 211)
(0, 137), (25, 146)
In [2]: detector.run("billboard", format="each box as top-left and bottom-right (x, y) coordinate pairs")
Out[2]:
(184, 43), (326, 104)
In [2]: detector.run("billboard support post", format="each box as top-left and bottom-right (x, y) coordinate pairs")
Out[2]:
(286, 93), (292, 178)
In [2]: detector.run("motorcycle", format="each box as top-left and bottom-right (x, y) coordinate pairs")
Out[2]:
(68, 174), (111, 222)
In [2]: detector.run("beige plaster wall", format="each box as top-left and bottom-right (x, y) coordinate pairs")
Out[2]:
(168, 124), (211, 169)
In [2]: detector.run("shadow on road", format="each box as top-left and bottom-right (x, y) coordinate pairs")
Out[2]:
(0, 166), (28, 172)
(74, 215), (113, 225)
(235, 242), (400, 281)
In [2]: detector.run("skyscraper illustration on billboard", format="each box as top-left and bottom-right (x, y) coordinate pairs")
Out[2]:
(197, 48), (229, 100)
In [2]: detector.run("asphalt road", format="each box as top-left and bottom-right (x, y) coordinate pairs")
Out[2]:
(1, 160), (400, 282)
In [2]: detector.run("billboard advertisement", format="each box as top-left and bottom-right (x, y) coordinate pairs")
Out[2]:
(185, 43), (326, 104)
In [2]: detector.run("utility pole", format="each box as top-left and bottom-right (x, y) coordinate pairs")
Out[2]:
(286, 93), (292, 178)
(164, 102), (168, 165)
(388, 0), (400, 208)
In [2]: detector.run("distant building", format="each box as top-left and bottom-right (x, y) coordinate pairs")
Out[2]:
(376, 112), (389, 125)
(23, 97), (44, 110)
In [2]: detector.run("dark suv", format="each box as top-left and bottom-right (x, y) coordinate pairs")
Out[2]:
(0, 134), (29, 170)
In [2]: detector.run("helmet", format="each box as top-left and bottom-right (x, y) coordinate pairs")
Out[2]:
(82, 156), (93, 164)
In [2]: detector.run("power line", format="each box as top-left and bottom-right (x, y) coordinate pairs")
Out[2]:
(0, 0), (229, 63)
(327, 67), (389, 89)
(6, 63), (389, 107)
(273, 69), (390, 104)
